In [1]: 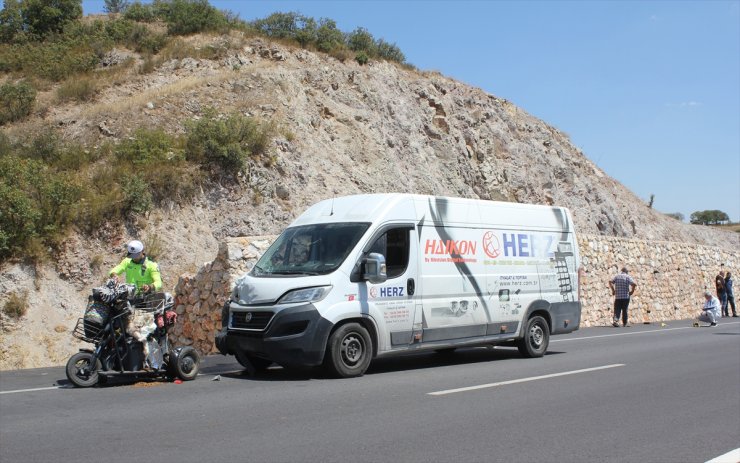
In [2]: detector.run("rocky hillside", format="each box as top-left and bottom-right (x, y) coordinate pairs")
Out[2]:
(1, 31), (736, 369)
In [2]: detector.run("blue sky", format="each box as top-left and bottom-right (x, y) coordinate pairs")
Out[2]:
(83, 1), (740, 222)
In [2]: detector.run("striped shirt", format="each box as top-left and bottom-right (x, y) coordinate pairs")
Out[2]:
(611, 273), (636, 299)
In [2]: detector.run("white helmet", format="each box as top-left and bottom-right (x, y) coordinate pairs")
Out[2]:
(127, 240), (144, 257)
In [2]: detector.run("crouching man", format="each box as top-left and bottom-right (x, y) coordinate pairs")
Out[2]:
(697, 291), (721, 327)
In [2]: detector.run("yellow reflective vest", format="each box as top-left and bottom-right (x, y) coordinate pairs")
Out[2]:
(109, 256), (162, 291)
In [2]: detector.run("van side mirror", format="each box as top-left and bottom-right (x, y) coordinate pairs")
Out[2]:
(364, 253), (387, 284)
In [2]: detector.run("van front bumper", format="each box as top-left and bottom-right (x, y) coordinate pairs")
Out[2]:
(215, 302), (333, 367)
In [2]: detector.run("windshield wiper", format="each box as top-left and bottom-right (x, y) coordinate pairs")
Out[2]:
(270, 270), (321, 276)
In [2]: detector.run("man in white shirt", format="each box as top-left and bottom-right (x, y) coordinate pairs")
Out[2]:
(698, 291), (721, 326)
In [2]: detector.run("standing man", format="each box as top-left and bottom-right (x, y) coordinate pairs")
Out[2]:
(609, 266), (637, 327)
(698, 291), (721, 327)
(715, 270), (727, 317)
(725, 272), (737, 317)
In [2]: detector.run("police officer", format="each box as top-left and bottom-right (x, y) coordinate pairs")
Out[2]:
(109, 240), (162, 293)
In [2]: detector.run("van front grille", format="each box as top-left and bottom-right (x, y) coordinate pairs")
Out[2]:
(231, 311), (273, 330)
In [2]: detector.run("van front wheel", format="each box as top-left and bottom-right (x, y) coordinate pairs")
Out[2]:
(517, 315), (549, 358)
(325, 323), (373, 378)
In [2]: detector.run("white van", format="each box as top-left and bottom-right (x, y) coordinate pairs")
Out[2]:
(215, 194), (581, 377)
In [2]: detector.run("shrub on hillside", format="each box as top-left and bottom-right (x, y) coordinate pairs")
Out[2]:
(20, 0), (83, 38)
(185, 111), (273, 175)
(347, 27), (376, 54)
(0, 40), (99, 81)
(162, 0), (227, 35)
(116, 128), (180, 165)
(375, 39), (405, 63)
(315, 18), (344, 53)
(3, 290), (28, 318)
(0, 80), (36, 125)
(0, 154), (82, 258)
(0, 0), (24, 43)
(123, 1), (157, 22)
(104, 0), (130, 14)
(355, 51), (369, 65)
(113, 128), (199, 205)
(121, 174), (153, 214)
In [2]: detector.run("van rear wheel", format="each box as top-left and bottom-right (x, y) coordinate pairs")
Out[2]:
(324, 322), (373, 378)
(517, 315), (549, 358)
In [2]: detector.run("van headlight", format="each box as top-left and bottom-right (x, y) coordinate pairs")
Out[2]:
(278, 286), (331, 305)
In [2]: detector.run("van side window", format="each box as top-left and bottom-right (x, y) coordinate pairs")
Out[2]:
(369, 228), (410, 279)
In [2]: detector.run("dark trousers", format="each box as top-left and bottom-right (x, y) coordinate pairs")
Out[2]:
(728, 294), (737, 316)
(614, 298), (630, 325)
(719, 292), (728, 316)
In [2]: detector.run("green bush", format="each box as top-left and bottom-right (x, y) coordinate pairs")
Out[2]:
(347, 27), (376, 54)
(355, 51), (369, 65)
(121, 174), (152, 214)
(0, 0), (24, 43)
(315, 18), (343, 53)
(185, 111), (273, 175)
(113, 128), (198, 206)
(115, 128), (181, 165)
(0, 180), (39, 257)
(21, 130), (60, 163)
(252, 12), (304, 40)
(0, 40), (99, 81)
(163, 0), (227, 35)
(375, 39), (405, 63)
(123, 1), (156, 22)
(0, 80), (36, 124)
(0, 154), (82, 257)
(104, 0), (130, 14)
(20, 0), (83, 38)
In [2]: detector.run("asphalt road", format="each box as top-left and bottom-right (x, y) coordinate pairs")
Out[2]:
(1, 319), (739, 463)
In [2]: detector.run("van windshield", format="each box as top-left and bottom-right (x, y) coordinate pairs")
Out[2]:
(252, 223), (370, 276)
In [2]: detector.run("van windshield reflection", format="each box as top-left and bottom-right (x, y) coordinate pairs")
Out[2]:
(252, 223), (370, 277)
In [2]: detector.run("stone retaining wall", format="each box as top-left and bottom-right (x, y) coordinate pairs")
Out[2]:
(171, 234), (739, 356)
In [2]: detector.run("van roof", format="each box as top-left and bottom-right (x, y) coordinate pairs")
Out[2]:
(290, 194), (574, 232)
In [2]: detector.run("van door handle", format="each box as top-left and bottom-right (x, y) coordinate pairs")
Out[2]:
(407, 278), (415, 296)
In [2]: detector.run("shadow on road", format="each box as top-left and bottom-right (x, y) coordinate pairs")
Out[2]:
(215, 346), (566, 382)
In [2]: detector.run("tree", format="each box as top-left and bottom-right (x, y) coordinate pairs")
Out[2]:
(0, 0), (24, 43)
(647, 193), (655, 208)
(104, 0), (129, 13)
(690, 210), (730, 225)
(20, 0), (82, 37)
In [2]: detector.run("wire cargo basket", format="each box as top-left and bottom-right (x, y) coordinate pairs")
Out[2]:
(130, 293), (170, 313)
(72, 318), (104, 343)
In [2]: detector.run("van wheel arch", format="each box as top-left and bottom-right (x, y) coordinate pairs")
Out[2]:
(523, 302), (553, 333)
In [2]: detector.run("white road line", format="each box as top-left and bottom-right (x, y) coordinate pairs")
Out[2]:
(552, 321), (740, 343)
(705, 448), (740, 463)
(428, 363), (625, 396)
(0, 386), (66, 395)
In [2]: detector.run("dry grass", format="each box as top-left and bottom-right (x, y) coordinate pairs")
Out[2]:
(86, 66), (261, 117)
(711, 223), (740, 233)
